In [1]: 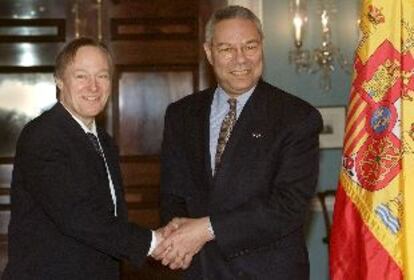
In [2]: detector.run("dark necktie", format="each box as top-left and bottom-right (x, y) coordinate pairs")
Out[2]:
(87, 132), (104, 158)
(214, 98), (237, 172)
(86, 132), (118, 216)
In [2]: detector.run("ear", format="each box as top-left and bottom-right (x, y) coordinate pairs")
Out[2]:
(203, 43), (213, 65)
(55, 77), (63, 91)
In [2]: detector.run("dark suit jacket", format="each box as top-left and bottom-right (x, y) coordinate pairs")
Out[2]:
(160, 80), (323, 280)
(3, 103), (152, 280)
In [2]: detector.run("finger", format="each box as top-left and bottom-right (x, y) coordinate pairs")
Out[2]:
(162, 224), (176, 237)
(168, 248), (187, 270)
(169, 255), (184, 270)
(152, 239), (172, 259)
(162, 245), (179, 266)
(181, 253), (193, 270)
(159, 244), (173, 261)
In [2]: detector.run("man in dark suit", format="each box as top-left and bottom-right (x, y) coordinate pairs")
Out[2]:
(153, 5), (323, 280)
(3, 38), (160, 280)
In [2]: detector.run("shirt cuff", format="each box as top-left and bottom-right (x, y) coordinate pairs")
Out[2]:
(147, 230), (157, 256)
(207, 217), (215, 240)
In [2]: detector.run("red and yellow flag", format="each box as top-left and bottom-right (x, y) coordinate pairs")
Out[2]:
(330, 0), (414, 279)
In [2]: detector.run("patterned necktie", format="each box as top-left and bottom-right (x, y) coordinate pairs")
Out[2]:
(214, 98), (237, 172)
(87, 132), (104, 158)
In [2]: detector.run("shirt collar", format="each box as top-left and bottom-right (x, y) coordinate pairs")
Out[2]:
(60, 102), (98, 136)
(216, 85), (256, 108)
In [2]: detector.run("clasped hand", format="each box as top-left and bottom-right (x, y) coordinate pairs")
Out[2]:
(152, 217), (213, 270)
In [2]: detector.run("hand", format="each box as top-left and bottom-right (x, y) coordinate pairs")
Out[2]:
(159, 220), (179, 239)
(151, 219), (182, 264)
(150, 224), (178, 258)
(153, 217), (213, 270)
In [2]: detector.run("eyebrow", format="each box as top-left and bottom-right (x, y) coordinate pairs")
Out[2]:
(214, 39), (261, 46)
(245, 39), (261, 44)
(73, 68), (110, 73)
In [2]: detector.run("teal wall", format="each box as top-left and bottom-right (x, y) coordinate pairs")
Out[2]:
(261, 1), (360, 279)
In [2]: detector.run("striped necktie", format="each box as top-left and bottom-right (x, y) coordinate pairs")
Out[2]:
(87, 132), (104, 158)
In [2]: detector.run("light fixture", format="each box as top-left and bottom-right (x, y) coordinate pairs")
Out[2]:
(289, 0), (312, 73)
(310, 0), (351, 91)
(289, 0), (351, 91)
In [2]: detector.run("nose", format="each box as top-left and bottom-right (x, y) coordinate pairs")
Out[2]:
(89, 77), (98, 92)
(234, 47), (247, 63)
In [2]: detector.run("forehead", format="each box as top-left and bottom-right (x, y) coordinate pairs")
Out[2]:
(70, 46), (110, 69)
(212, 18), (261, 44)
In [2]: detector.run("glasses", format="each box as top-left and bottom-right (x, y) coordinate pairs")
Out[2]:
(212, 41), (262, 60)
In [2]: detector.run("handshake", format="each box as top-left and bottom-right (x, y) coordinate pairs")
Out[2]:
(151, 216), (214, 270)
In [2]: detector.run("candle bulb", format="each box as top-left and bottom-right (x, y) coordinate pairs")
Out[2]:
(293, 14), (303, 47)
(321, 10), (329, 33)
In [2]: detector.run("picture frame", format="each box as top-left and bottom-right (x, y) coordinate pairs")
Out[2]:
(317, 106), (346, 149)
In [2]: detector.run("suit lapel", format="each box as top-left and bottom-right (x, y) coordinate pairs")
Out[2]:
(187, 89), (215, 192)
(52, 103), (123, 217)
(97, 128), (128, 218)
(212, 81), (271, 186)
(52, 103), (102, 159)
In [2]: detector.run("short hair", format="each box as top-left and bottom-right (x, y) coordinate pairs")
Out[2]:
(54, 37), (113, 80)
(205, 5), (264, 44)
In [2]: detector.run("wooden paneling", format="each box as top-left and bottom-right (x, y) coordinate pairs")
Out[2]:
(109, 0), (198, 18)
(117, 71), (193, 155)
(121, 157), (160, 187)
(0, 0), (66, 19)
(0, 43), (63, 67)
(0, 0), (225, 278)
(0, 235), (7, 276)
(0, 164), (12, 189)
(111, 41), (198, 66)
(0, 19), (65, 43)
(111, 18), (197, 41)
(0, 163), (11, 276)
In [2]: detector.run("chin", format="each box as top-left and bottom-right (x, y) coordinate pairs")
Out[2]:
(232, 84), (254, 92)
(84, 107), (103, 117)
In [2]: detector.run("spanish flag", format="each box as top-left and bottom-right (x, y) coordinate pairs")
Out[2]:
(330, 0), (414, 279)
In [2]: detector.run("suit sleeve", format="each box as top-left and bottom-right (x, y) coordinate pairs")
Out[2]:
(15, 125), (152, 267)
(210, 108), (323, 259)
(160, 104), (190, 224)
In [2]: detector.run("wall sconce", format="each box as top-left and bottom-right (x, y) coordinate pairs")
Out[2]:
(311, 3), (351, 91)
(289, 0), (312, 72)
(289, 0), (351, 91)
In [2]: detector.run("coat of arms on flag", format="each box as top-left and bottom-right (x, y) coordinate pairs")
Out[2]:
(330, 0), (414, 279)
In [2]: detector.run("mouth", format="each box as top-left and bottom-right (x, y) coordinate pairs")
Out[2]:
(83, 96), (100, 101)
(231, 69), (250, 76)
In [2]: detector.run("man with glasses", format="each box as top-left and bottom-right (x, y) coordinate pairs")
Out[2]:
(155, 5), (323, 280)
